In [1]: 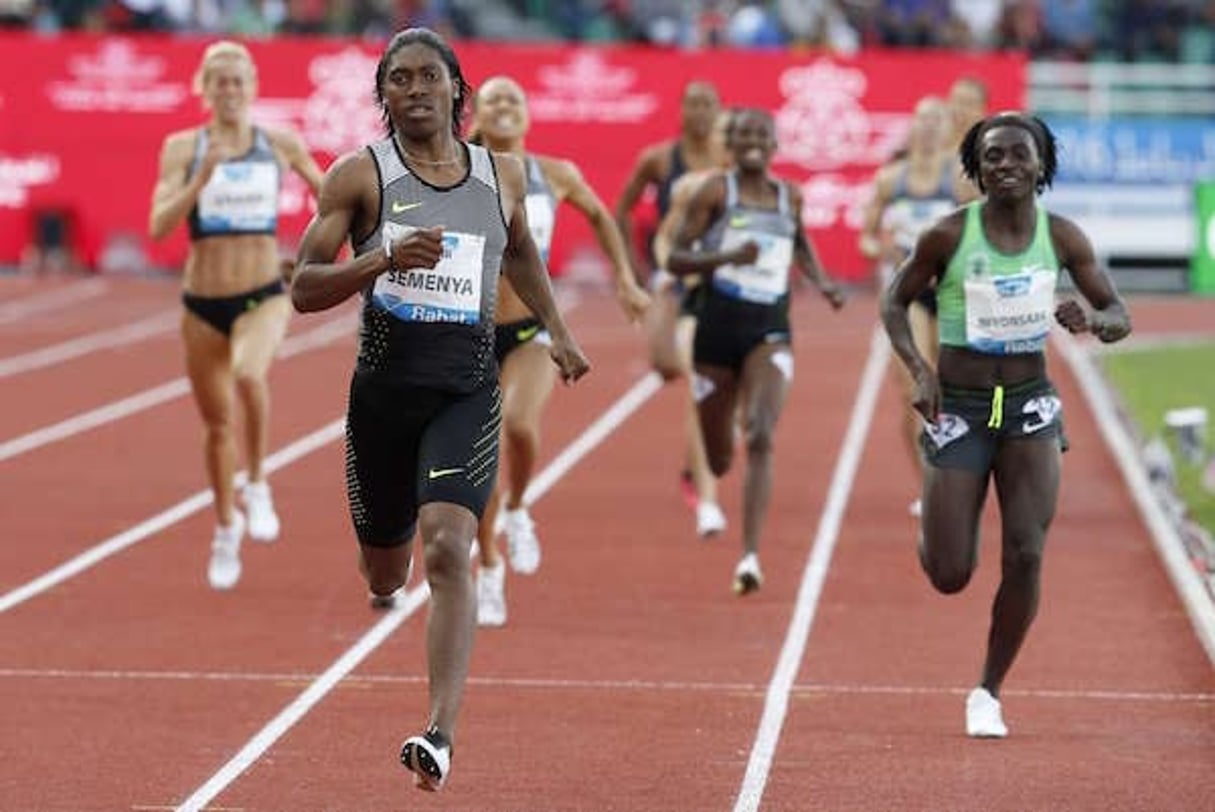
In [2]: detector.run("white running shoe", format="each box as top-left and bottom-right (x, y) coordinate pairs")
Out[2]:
(732, 552), (763, 595)
(400, 728), (452, 792)
(908, 498), (922, 518)
(207, 511), (245, 590)
(696, 501), (727, 538)
(503, 508), (540, 574)
(965, 687), (1009, 738)
(369, 586), (405, 611)
(242, 480), (280, 542)
(476, 560), (507, 627)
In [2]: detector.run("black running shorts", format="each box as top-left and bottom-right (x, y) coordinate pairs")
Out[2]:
(344, 371), (502, 547)
(921, 378), (1065, 473)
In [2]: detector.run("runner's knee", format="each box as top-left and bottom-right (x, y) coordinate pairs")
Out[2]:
(420, 523), (472, 586)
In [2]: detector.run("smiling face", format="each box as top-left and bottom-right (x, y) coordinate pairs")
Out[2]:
(473, 76), (529, 146)
(727, 109), (776, 172)
(977, 125), (1041, 200)
(380, 42), (457, 140)
(200, 53), (256, 125)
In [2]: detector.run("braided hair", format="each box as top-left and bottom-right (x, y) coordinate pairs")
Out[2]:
(959, 112), (1058, 195)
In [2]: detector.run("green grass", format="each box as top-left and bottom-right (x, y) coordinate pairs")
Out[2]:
(1098, 342), (1215, 535)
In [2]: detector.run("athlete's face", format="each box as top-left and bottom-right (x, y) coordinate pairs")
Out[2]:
(949, 81), (987, 141)
(474, 77), (528, 144)
(909, 99), (949, 155)
(381, 43), (456, 140)
(728, 111), (775, 172)
(202, 56), (256, 124)
(709, 111), (733, 168)
(977, 125), (1040, 200)
(681, 83), (721, 140)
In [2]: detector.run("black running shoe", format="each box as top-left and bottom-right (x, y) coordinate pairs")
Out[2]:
(400, 726), (451, 791)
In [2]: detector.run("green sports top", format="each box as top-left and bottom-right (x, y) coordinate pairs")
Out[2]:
(937, 201), (1060, 355)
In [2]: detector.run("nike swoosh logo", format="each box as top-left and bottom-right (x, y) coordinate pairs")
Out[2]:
(427, 466), (464, 479)
(515, 325), (541, 342)
(392, 201), (423, 213)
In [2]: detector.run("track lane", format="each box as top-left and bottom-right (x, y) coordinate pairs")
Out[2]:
(0, 291), (673, 811)
(0, 276), (170, 356)
(758, 314), (1215, 810)
(5, 287), (1211, 811)
(192, 295), (872, 811)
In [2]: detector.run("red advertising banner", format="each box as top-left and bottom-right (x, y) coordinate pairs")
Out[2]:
(0, 33), (1024, 282)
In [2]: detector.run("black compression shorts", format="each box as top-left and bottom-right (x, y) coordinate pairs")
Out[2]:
(345, 372), (502, 547)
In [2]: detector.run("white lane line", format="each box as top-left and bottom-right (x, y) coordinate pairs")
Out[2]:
(0, 420), (345, 613)
(173, 372), (663, 812)
(0, 310), (178, 379)
(0, 313), (356, 463)
(733, 327), (889, 812)
(0, 278), (108, 324)
(0, 379), (191, 462)
(1053, 329), (1215, 666)
(5, 668), (1212, 705)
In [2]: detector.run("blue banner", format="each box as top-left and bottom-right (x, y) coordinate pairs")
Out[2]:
(1043, 116), (1215, 185)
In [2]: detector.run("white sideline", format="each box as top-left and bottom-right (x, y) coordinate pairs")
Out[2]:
(173, 372), (663, 812)
(1052, 329), (1215, 665)
(0, 313), (355, 462)
(0, 310), (179, 379)
(0, 278), (108, 324)
(0, 419), (345, 613)
(733, 327), (889, 812)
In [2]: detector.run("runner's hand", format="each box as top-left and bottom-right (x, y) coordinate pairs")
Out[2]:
(387, 226), (444, 272)
(616, 279), (652, 324)
(911, 366), (940, 424)
(731, 240), (760, 266)
(549, 333), (590, 384)
(196, 141), (238, 185)
(821, 283), (847, 311)
(1089, 309), (1131, 343)
(1054, 299), (1088, 334)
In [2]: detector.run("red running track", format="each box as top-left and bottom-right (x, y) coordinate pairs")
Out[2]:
(0, 275), (1211, 811)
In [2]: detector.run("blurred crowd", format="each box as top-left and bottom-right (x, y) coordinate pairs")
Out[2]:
(1, 0), (1213, 64)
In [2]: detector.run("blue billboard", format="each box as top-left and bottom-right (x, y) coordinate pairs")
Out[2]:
(1043, 116), (1215, 185)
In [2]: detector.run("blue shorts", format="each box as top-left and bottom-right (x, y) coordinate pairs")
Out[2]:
(345, 372), (501, 547)
(921, 379), (1065, 473)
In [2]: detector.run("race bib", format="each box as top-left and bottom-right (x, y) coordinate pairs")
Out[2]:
(712, 228), (793, 304)
(373, 223), (485, 324)
(525, 193), (555, 263)
(964, 267), (1055, 354)
(196, 162), (279, 233)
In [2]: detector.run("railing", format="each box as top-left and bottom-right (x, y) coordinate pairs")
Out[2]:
(1030, 61), (1215, 118)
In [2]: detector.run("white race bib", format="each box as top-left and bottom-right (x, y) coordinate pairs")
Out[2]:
(712, 227), (793, 304)
(196, 163), (279, 233)
(964, 267), (1055, 353)
(525, 193), (555, 262)
(373, 224), (485, 324)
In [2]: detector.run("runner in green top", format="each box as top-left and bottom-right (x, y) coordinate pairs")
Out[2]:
(880, 112), (1131, 739)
